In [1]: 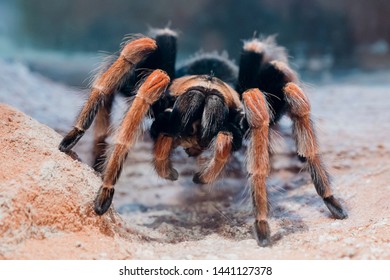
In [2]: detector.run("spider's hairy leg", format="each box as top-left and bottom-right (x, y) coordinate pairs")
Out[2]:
(59, 37), (157, 153)
(92, 94), (114, 172)
(284, 82), (348, 219)
(193, 132), (233, 184)
(94, 69), (170, 215)
(237, 42), (262, 93)
(149, 27), (178, 78)
(243, 88), (272, 247)
(153, 134), (178, 181)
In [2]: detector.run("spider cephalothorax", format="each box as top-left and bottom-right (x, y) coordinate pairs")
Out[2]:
(59, 28), (347, 247)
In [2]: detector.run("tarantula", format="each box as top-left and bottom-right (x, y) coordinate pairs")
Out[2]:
(59, 28), (347, 246)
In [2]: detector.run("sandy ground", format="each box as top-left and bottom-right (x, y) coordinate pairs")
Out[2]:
(0, 59), (389, 259)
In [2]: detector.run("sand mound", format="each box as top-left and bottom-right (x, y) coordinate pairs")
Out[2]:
(0, 104), (133, 259)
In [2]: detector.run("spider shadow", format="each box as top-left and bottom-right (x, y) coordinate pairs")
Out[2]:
(118, 178), (254, 244)
(267, 179), (346, 246)
(118, 168), (316, 246)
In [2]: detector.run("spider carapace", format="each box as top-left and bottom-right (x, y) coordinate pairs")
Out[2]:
(59, 28), (347, 247)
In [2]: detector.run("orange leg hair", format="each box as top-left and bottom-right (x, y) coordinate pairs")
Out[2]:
(283, 82), (347, 219)
(59, 37), (157, 154)
(242, 88), (271, 247)
(94, 69), (170, 215)
(193, 132), (233, 184)
(153, 134), (178, 181)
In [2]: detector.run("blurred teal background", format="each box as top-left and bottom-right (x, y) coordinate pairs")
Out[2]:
(1, 0), (389, 85)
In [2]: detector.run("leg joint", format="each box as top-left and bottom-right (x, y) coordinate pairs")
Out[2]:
(242, 88), (270, 129)
(283, 82), (311, 118)
(120, 37), (157, 65)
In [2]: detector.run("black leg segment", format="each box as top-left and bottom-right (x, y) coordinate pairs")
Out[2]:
(94, 186), (115, 215)
(154, 31), (177, 79)
(237, 50), (262, 93)
(59, 128), (85, 152)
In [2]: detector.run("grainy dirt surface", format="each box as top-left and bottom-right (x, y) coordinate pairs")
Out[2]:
(0, 59), (389, 259)
(0, 104), (138, 259)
